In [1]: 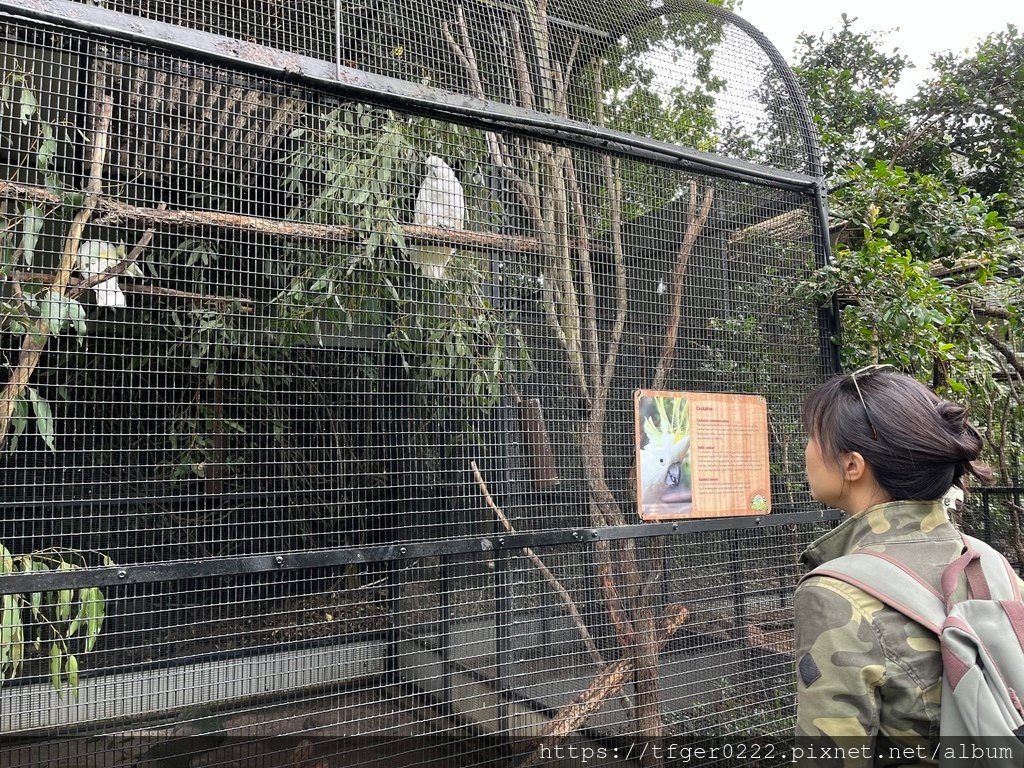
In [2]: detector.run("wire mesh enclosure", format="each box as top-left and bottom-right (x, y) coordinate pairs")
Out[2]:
(0, 0), (840, 765)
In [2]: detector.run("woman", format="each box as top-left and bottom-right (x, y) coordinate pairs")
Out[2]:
(794, 365), (1013, 764)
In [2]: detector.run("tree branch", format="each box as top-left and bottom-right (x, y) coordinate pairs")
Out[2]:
(982, 329), (1024, 381)
(470, 461), (604, 668)
(1, 180), (544, 255)
(518, 602), (689, 767)
(652, 182), (714, 391)
(0, 89), (113, 450)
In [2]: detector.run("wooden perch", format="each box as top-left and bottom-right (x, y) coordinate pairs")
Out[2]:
(120, 283), (253, 311)
(729, 207), (807, 243)
(15, 272), (254, 313)
(0, 180), (543, 255)
(16, 208), (252, 314)
(517, 602), (689, 768)
(983, 330), (1024, 382)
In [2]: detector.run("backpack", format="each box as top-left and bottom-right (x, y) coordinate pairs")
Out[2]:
(805, 535), (1024, 767)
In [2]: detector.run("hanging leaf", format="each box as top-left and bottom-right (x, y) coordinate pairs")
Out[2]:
(66, 654), (79, 701)
(0, 593), (15, 672)
(84, 587), (105, 653)
(26, 387), (55, 452)
(23, 557), (46, 614)
(37, 122), (57, 171)
(18, 87), (36, 124)
(40, 290), (70, 336)
(8, 607), (23, 679)
(66, 297), (88, 341)
(49, 642), (62, 698)
(21, 205), (43, 267)
(66, 587), (89, 638)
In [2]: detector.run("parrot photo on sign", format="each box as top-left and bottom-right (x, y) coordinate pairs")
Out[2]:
(77, 240), (144, 309)
(409, 155), (465, 280)
(639, 395), (692, 507)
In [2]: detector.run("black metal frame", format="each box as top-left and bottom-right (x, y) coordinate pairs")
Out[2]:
(0, 0), (843, 593)
(0, 510), (842, 594)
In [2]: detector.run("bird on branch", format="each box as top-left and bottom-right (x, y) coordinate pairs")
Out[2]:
(76, 240), (144, 309)
(409, 155), (465, 281)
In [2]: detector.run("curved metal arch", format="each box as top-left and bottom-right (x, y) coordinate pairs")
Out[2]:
(601, 0), (824, 180)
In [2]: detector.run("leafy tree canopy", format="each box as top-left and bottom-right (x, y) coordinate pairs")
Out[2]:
(791, 18), (1024, 499)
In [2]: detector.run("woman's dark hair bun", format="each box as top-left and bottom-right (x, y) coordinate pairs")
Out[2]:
(803, 369), (995, 500)
(935, 400), (983, 460)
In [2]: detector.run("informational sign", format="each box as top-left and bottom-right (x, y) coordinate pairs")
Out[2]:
(634, 390), (771, 521)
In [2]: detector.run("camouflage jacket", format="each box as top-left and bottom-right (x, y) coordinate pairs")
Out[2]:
(794, 499), (1024, 767)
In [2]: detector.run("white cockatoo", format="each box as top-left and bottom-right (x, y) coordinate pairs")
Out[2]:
(409, 155), (465, 280)
(639, 396), (692, 505)
(77, 240), (144, 309)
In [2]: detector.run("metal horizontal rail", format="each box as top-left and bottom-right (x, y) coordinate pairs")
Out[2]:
(0, 0), (821, 193)
(0, 510), (841, 593)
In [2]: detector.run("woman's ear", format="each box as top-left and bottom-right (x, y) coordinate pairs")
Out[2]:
(841, 451), (867, 483)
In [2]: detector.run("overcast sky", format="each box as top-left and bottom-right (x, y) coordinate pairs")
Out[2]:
(735, 1), (1024, 97)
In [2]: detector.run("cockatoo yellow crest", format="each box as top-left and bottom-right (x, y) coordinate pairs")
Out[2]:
(639, 397), (691, 500)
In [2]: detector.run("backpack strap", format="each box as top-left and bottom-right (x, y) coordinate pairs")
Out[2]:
(942, 535), (1021, 608)
(802, 550), (946, 634)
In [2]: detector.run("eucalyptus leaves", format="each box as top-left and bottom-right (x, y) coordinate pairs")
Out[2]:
(1, 70), (90, 453)
(0, 544), (111, 698)
(275, 104), (514, 415)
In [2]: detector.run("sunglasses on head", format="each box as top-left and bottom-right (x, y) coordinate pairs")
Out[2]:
(848, 364), (894, 440)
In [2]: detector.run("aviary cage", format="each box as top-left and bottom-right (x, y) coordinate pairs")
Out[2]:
(0, 0), (839, 765)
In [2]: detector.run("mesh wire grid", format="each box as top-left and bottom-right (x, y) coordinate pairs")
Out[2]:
(56, 0), (814, 177)
(1, 1), (836, 766)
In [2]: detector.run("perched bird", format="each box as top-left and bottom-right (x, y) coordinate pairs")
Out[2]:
(409, 155), (465, 280)
(640, 432), (691, 502)
(77, 240), (143, 309)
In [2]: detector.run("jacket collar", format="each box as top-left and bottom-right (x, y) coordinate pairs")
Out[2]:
(801, 499), (958, 569)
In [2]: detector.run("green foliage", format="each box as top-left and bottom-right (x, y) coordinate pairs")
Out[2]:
(0, 72), (89, 452)
(791, 15), (911, 177)
(792, 17), (1024, 485)
(800, 160), (1018, 379)
(2, 85), (520, 470)
(912, 25), (1024, 204)
(598, 0), (742, 218)
(272, 104), (515, 417)
(0, 543), (112, 699)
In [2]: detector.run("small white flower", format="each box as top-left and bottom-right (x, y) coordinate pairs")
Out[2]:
(657, 279), (668, 295)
